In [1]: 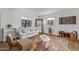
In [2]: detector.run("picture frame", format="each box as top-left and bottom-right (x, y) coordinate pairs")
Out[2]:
(59, 16), (76, 24)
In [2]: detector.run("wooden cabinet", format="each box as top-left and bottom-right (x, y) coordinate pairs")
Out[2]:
(59, 31), (77, 40)
(70, 32), (77, 40)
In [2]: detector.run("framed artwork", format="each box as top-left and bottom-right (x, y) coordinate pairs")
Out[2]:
(59, 16), (76, 24)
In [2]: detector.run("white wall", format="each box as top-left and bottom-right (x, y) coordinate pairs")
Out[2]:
(43, 9), (79, 39)
(1, 8), (79, 40)
(0, 8), (38, 29)
(0, 13), (2, 41)
(0, 8), (38, 41)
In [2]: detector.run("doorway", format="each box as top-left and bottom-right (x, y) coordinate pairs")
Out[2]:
(35, 19), (43, 33)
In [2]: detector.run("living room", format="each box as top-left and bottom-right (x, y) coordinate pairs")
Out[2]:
(0, 8), (79, 51)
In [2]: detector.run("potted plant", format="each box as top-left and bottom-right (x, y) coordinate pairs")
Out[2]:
(48, 26), (52, 34)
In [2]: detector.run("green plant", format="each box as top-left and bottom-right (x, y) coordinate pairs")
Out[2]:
(48, 26), (52, 34)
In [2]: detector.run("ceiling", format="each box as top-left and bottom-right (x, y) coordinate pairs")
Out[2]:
(7, 8), (79, 16)
(26, 8), (61, 16)
(24, 8), (79, 16)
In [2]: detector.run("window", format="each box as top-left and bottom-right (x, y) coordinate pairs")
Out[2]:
(28, 20), (32, 27)
(47, 20), (53, 25)
(21, 17), (32, 27)
(47, 17), (54, 26)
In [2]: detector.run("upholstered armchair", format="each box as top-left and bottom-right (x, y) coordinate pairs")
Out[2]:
(6, 34), (19, 50)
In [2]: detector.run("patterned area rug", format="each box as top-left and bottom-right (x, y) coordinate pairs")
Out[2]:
(35, 35), (69, 51)
(48, 36), (69, 51)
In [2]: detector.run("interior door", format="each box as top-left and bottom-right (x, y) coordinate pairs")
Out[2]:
(35, 19), (43, 33)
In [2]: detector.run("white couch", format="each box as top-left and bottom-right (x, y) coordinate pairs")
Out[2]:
(18, 27), (40, 39)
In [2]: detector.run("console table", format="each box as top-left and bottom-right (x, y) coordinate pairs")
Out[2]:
(59, 31), (77, 40)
